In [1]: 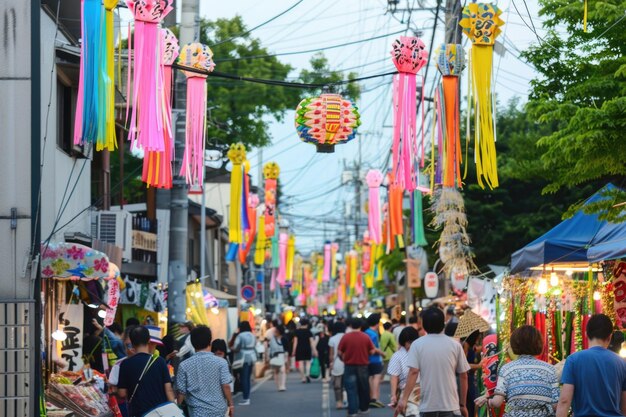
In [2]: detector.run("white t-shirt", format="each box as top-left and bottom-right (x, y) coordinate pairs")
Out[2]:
(392, 325), (405, 344)
(406, 333), (470, 413)
(328, 333), (345, 376)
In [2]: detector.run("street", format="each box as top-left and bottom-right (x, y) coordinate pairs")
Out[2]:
(234, 369), (393, 417)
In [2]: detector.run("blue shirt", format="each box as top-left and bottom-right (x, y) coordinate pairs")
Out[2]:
(364, 328), (382, 364)
(561, 346), (626, 417)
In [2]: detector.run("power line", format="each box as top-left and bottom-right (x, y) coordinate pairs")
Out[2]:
(213, 29), (406, 63)
(209, 0), (306, 47)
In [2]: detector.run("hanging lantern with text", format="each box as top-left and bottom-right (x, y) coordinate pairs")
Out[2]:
(295, 93), (361, 153)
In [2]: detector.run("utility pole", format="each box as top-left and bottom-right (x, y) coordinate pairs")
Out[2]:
(445, 0), (463, 44)
(354, 140), (362, 242)
(167, 0), (199, 333)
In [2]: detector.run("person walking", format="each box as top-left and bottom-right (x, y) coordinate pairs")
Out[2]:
(268, 325), (287, 391)
(231, 321), (257, 406)
(316, 323), (331, 382)
(380, 321), (398, 377)
(338, 318), (383, 417)
(117, 326), (176, 417)
(396, 307), (470, 417)
(328, 321), (347, 410)
(365, 313), (385, 408)
(176, 321), (196, 361)
(292, 318), (317, 383)
(475, 325), (559, 417)
(556, 314), (626, 417)
(176, 326), (234, 417)
(388, 327), (420, 416)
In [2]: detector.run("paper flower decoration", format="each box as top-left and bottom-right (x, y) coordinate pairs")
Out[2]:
(435, 44), (465, 189)
(460, 3), (505, 189)
(295, 94), (361, 153)
(125, 0), (173, 155)
(178, 43), (216, 185)
(366, 169), (384, 244)
(390, 36), (429, 192)
(142, 28), (180, 189)
(227, 143), (246, 245)
(263, 162), (280, 238)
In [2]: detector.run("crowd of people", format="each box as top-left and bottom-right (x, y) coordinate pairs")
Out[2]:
(93, 306), (626, 417)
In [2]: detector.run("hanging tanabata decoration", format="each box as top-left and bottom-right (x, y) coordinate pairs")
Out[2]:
(227, 143), (246, 247)
(323, 243), (332, 282)
(178, 42), (215, 185)
(74, 0), (117, 151)
(263, 162), (280, 237)
(295, 93), (361, 153)
(388, 173), (405, 250)
(126, 0), (173, 154)
(435, 43), (465, 188)
(142, 28), (179, 188)
(390, 36), (428, 191)
(286, 235), (295, 282)
(460, 3), (504, 189)
(366, 169), (384, 244)
(411, 190), (428, 246)
(482, 334), (500, 396)
(430, 187), (476, 277)
(239, 193), (259, 263)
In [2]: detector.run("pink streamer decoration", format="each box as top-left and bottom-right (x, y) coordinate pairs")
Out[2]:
(366, 169), (383, 244)
(180, 77), (207, 185)
(323, 243), (331, 282)
(277, 233), (288, 287)
(270, 268), (277, 292)
(390, 37), (428, 191)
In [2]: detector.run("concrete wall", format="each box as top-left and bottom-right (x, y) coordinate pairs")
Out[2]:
(0, 2), (33, 300)
(39, 11), (91, 245)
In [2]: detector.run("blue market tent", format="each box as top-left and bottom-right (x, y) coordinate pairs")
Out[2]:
(510, 184), (626, 273)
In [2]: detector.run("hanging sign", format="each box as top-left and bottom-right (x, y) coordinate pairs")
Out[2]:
(52, 304), (84, 372)
(424, 271), (439, 298)
(241, 285), (256, 302)
(407, 259), (421, 288)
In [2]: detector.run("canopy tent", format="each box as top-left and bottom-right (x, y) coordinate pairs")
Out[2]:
(510, 184), (626, 273)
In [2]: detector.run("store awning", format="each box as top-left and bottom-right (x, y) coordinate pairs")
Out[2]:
(510, 184), (626, 273)
(41, 242), (111, 280)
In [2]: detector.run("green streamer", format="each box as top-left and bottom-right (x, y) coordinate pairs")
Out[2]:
(412, 190), (428, 246)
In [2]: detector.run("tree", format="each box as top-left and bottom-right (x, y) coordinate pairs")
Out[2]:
(521, 0), (626, 219)
(299, 53), (361, 101)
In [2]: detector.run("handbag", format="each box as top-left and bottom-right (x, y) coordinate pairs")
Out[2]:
(142, 402), (185, 417)
(269, 353), (285, 367)
(309, 357), (321, 379)
(231, 358), (244, 370)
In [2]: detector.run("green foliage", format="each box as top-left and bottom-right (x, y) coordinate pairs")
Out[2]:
(377, 248), (406, 276)
(459, 101), (599, 266)
(299, 53), (361, 101)
(200, 17), (299, 148)
(521, 0), (626, 218)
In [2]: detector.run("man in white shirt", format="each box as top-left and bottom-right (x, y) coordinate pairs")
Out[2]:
(395, 307), (470, 417)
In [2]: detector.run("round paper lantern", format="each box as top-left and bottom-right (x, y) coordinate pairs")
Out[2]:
(424, 271), (439, 298)
(295, 93), (361, 153)
(450, 266), (468, 292)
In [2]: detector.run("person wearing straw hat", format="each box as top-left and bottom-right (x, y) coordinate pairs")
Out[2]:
(454, 310), (491, 417)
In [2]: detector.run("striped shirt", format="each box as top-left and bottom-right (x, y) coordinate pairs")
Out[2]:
(387, 347), (413, 389)
(495, 355), (559, 417)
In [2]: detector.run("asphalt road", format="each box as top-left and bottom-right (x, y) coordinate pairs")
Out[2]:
(234, 367), (393, 417)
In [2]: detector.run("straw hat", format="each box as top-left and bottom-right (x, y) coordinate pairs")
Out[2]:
(453, 310), (490, 339)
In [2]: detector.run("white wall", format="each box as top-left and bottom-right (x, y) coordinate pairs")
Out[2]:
(39, 12), (91, 245)
(0, 2), (33, 299)
(188, 182), (231, 223)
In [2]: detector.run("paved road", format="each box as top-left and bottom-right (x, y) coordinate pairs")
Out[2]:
(234, 367), (393, 417)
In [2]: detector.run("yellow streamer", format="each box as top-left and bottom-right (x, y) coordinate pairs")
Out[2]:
(254, 215), (266, 265)
(349, 253), (357, 289)
(227, 144), (246, 243)
(286, 235), (295, 281)
(583, 0), (588, 32)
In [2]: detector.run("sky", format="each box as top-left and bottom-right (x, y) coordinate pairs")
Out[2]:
(127, 0), (548, 254)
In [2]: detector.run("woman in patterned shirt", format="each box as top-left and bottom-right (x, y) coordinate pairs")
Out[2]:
(475, 325), (559, 417)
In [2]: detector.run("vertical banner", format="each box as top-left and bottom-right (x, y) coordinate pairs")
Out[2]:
(613, 261), (626, 328)
(53, 304), (84, 372)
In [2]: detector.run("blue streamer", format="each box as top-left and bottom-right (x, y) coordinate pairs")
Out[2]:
(81, 0), (103, 142)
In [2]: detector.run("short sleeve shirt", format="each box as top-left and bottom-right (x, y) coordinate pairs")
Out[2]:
(338, 331), (374, 366)
(328, 333), (345, 376)
(176, 351), (233, 417)
(561, 346), (626, 417)
(118, 353), (171, 417)
(364, 328), (382, 364)
(495, 355), (559, 417)
(406, 333), (470, 413)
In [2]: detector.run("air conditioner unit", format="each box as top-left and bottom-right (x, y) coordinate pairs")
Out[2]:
(94, 210), (132, 261)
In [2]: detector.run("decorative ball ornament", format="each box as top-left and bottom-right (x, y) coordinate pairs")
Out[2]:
(390, 36), (428, 74)
(178, 42), (216, 78)
(460, 3), (504, 46)
(295, 93), (361, 153)
(126, 0), (173, 23)
(263, 162), (280, 180)
(161, 28), (180, 66)
(436, 43), (465, 76)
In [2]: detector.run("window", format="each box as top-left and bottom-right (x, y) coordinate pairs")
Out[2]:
(56, 79), (76, 155)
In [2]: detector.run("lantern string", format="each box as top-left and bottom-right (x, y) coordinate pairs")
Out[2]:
(171, 63), (398, 89)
